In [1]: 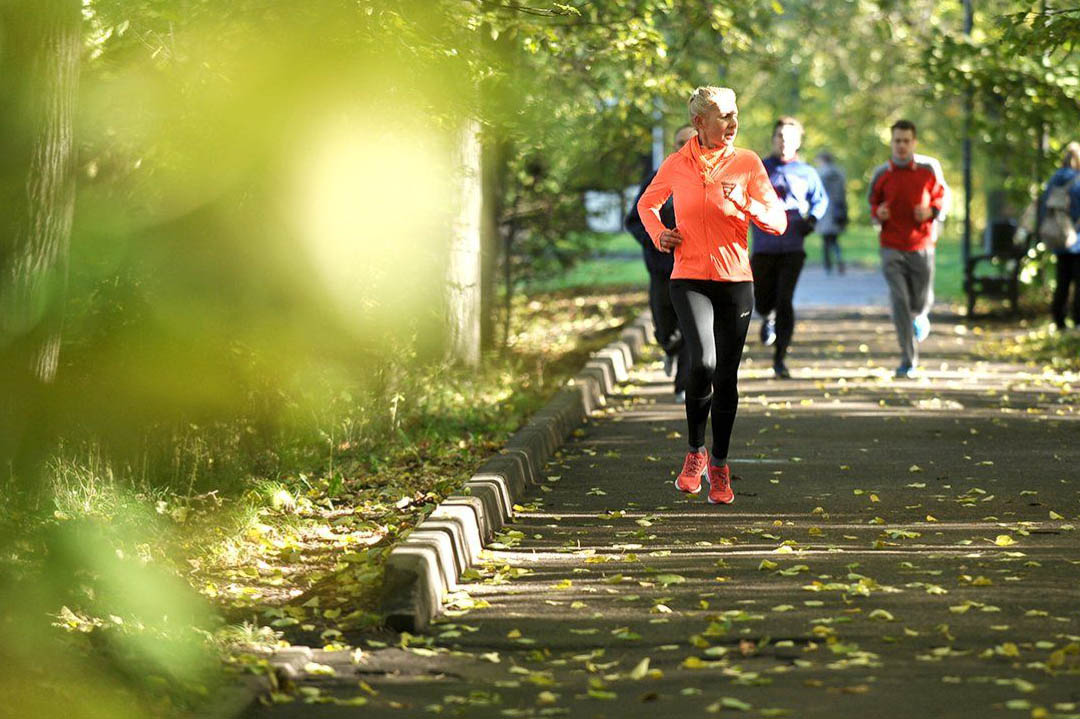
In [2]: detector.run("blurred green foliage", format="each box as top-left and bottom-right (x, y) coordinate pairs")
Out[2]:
(2, 1), (480, 714)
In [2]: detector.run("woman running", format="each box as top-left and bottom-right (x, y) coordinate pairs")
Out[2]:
(636, 86), (786, 505)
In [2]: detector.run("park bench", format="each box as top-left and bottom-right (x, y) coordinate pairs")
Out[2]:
(963, 218), (1028, 316)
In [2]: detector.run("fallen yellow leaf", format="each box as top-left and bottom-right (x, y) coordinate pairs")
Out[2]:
(629, 657), (650, 680)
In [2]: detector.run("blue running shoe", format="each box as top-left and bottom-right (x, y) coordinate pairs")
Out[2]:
(895, 364), (918, 379)
(913, 314), (931, 343)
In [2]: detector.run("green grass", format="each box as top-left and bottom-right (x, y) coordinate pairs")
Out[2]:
(526, 232), (648, 293)
(527, 255), (649, 293)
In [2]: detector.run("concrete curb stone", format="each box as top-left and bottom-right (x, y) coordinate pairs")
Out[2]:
(378, 312), (653, 633)
(200, 312), (655, 716)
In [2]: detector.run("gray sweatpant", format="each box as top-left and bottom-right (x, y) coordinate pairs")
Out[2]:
(881, 247), (934, 369)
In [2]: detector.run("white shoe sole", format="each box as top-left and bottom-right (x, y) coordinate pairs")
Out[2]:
(673, 474), (705, 494)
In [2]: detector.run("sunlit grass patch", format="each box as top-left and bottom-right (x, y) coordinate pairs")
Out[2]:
(982, 323), (1080, 372)
(524, 232), (648, 293)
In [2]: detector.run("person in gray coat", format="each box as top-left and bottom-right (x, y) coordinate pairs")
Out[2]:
(815, 152), (848, 274)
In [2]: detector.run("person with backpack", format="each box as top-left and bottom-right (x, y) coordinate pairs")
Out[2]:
(1038, 142), (1080, 330)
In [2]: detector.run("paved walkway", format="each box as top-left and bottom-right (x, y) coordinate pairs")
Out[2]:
(249, 273), (1080, 718)
(793, 265), (890, 308)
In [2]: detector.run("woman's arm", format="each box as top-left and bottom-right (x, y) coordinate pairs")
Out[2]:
(740, 157), (788, 235)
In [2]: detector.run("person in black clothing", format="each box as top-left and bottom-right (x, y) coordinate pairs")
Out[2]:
(626, 124), (697, 402)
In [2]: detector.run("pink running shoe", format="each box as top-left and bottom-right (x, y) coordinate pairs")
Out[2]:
(675, 451), (708, 493)
(707, 464), (734, 505)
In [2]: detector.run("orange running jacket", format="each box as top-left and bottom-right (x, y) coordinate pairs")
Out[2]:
(637, 137), (787, 282)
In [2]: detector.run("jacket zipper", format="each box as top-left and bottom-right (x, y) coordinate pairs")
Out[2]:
(703, 180), (710, 279)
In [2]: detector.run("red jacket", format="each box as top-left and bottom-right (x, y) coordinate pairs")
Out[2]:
(868, 159), (945, 251)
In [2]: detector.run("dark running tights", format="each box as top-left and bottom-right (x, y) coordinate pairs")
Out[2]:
(649, 272), (691, 393)
(1052, 252), (1080, 328)
(750, 251), (806, 365)
(668, 279), (754, 463)
(822, 234), (843, 272)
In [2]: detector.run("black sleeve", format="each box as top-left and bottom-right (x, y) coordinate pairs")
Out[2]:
(625, 171), (657, 248)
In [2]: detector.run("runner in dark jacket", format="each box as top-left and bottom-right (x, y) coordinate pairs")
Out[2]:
(626, 125), (697, 402)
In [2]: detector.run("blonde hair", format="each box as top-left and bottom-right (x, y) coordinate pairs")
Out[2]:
(1063, 142), (1080, 170)
(688, 86), (736, 121)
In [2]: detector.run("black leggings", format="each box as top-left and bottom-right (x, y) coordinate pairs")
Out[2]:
(1052, 252), (1080, 328)
(648, 272), (691, 393)
(750, 251), (806, 364)
(822, 233), (843, 272)
(668, 279), (754, 462)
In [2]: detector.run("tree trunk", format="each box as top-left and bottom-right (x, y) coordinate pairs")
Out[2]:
(0, 0), (81, 499)
(0, 0), (81, 384)
(445, 119), (483, 367)
(480, 131), (505, 352)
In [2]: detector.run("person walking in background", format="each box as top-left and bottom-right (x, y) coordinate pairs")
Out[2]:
(637, 86), (786, 505)
(868, 119), (946, 379)
(626, 125), (697, 402)
(1038, 142), (1080, 331)
(815, 151), (848, 274)
(750, 117), (828, 379)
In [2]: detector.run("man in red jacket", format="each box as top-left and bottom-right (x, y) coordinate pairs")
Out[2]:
(868, 119), (946, 378)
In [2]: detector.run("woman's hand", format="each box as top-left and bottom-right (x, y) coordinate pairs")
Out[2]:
(721, 182), (748, 211)
(658, 228), (684, 252)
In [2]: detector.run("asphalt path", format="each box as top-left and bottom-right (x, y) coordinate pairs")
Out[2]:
(248, 269), (1080, 718)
